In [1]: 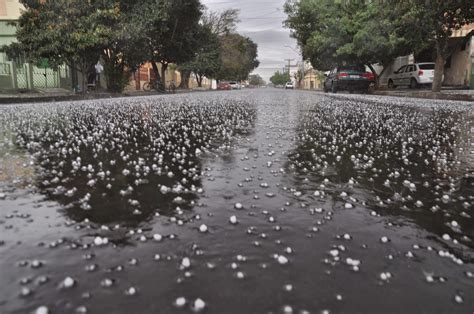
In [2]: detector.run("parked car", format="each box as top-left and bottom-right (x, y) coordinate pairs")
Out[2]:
(323, 65), (373, 93)
(387, 63), (438, 89)
(229, 81), (241, 90)
(217, 82), (232, 90)
(285, 82), (294, 89)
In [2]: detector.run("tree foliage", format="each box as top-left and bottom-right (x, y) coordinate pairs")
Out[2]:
(248, 74), (265, 86)
(216, 33), (259, 81)
(270, 71), (290, 86)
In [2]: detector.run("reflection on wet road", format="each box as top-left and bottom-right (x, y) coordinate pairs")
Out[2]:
(0, 90), (473, 314)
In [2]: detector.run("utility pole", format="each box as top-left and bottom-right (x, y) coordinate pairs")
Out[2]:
(284, 59), (294, 76)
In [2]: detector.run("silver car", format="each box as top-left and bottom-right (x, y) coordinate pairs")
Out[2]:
(387, 63), (439, 89)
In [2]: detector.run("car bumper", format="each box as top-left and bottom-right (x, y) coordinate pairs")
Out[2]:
(337, 80), (370, 90)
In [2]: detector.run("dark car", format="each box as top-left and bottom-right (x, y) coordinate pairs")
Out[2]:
(217, 82), (232, 90)
(323, 65), (374, 93)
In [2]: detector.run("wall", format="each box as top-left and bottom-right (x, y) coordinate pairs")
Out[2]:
(444, 37), (472, 87)
(0, 0), (23, 20)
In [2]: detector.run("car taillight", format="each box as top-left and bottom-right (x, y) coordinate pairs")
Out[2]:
(338, 72), (349, 78)
(362, 72), (374, 80)
(418, 70), (423, 76)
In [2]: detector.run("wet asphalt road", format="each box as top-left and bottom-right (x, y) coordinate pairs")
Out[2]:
(0, 89), (473, 314)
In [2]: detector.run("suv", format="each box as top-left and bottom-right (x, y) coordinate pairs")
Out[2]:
(387, 63), (438, 89)
(323, 65), (373, 93)
(285, 82), (294, 89)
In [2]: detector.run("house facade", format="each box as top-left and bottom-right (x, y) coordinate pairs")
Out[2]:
(0, 0), (72, 91)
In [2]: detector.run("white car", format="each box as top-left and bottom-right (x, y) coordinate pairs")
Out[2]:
(285, 82), (294, 89)
(387, 63), (439, 89)
(229, 81), (241, 90)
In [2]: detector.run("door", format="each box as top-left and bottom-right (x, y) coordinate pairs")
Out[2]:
(402, 64), (415, 86)
(393, 65), (406, 85)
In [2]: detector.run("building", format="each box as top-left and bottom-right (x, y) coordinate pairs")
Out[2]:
(300, 61), (323, 90)
(0, 0), (72, 91)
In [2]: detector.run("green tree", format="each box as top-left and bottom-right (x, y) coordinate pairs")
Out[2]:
(284, 1), (423, 78)
(270, 71), (290, 86)
(178, 25), (221, 87)
(216, 33), (259, 81)
(249, 74), (265, 86)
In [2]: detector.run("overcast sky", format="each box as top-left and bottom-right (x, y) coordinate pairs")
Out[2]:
(200, 0), (300, 82)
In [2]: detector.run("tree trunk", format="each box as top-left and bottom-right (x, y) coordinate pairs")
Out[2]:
(432, 52), (445, 92)
(161, 62), (168, 90)
(151, 61), (161, 82)
(196, 73), (203, 87)
(179, 70), (190, 89)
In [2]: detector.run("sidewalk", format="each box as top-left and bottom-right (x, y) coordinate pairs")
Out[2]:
(372, 88), (474, 102)
(0, 88), (200, 104)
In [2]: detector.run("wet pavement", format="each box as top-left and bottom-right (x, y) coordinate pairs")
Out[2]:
(0, 89), (473, 314)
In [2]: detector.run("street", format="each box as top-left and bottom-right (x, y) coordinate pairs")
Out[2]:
(0, 89), (473, 314)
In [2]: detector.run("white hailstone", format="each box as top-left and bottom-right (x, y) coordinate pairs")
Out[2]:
(160, 185), (170, 194)
(343, 233), (351, 240)
(380, 236), (390, 243)
(450, 220), (459, 228)
(139, 235), (147, 242)
(94, 236), (108, 246)
(0, 193), (6, 200)
(193, 298), (206, 312)
(284, 284), (293, 292)
(442, 195), (450, 203)
(236, 271), (245, 279)
(425, 274), (434, 283)
(229, 215), (238, 224)
(329, 249), (339, 257)
(380, 272), (392, 281)
(442, 234), (451, 241)
(153, 234), (163, 241)
(199, 224), (208, 233)
(167, 172), (174, 178)
(454, 295), (463, 304)
(175, 297), (186, 307)
(62, 276), (75, 288)
(415, 200), (423, 207)
(234, 203), (243, 209)
(283, 305), (293, 314)
(125, 287), (137, 296)
(277, 255), (289, 265)
(314, 191), (321, 197)
(31, 260), (42, 268)
(181, 257), (191, 269)
(340, 192), (347, 197)
(35, 306), (49, 314)
(294, 191), (302, 197)
(344, 203), (353, 209)
(195, 148), (202, 155)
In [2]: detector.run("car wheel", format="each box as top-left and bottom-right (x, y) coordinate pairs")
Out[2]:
(410, 78), (418, 89)
(388, 80), (395, 89)
(331, 82), (337, 93)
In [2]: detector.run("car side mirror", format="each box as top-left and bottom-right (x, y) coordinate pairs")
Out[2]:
(324, 73), (328, 77)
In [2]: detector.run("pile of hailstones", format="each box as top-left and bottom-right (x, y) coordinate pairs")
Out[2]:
(0, 96), (256, 214)
(288, 97), (472, 245)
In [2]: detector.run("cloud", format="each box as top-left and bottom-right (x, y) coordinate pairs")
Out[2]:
(201, 0), (300, 82)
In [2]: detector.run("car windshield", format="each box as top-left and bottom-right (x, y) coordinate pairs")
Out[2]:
(339, 65), (365, 72)
(419, 64), (435, 70)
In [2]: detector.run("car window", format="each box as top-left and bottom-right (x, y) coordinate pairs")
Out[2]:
(407, 65), (416, 72)
(395, 66), (406, 74)
(419, 64), (435, 70)
(339, 65), (365, 72)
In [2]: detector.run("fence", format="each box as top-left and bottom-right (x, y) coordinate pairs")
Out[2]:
(0, 60), (69, 91)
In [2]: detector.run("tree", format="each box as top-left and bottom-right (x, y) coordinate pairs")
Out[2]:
(284, 1), (424, 78)
(404, 1), (473, 92)
(249, 74), (265, 86)
(216, 34), (259, 81)
(178, 25), (221, 87)
(201, 8), (240, 36)
(131, 0), (203, 88)
(270, 71), (290, 86)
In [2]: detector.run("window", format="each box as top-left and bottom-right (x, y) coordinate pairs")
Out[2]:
(406, 65), (415, 72)
(395, 66), (406, 74)
(419, 63), (435, 70)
